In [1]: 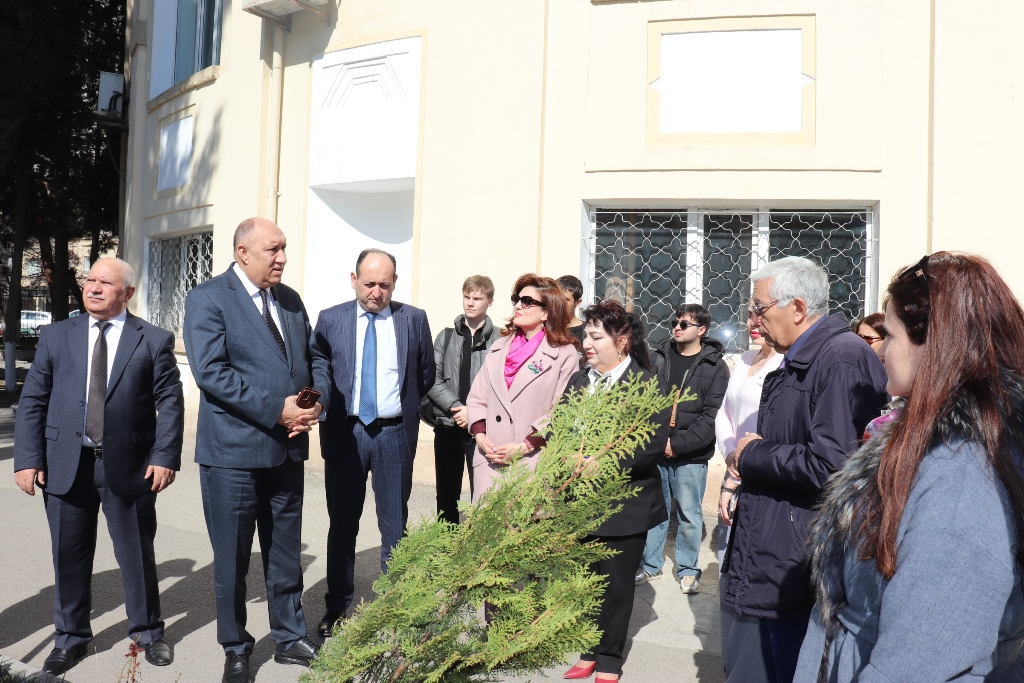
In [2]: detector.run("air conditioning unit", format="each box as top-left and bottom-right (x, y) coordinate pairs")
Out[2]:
(97, 71), (125, 117)
(243, 0), (328, 23)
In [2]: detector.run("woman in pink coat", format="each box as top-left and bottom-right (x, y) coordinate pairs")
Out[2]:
(467, 273), (580, 500)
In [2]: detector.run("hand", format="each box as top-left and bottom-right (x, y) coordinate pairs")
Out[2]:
(730, 433), (763, 480)
(475, 432), (497, 457)
(664, 439), (676, 459)
(495, 442), (528, 461)
(146, 465), (176, 492)
(15, 469), (45, 496)
(452, 406), (468, 429)
(278, 396), (321, 438)
(719, 490), (735, 526)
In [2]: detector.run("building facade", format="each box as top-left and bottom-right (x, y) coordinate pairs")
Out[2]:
(122, 0), (1024, 400)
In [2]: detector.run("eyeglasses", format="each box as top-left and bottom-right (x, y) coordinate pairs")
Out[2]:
(899, 255), (931, 306)
(670, 319), (701, 330)
(512, 294), (546, 309)
(751, 300), (780, 318)
(859, 334), (885, 344)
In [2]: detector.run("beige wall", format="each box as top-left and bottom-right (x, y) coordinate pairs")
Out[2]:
(124, 0), (1024, 407)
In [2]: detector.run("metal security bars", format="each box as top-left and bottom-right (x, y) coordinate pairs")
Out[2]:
(588, 209), (875, 352)
(147, 231), (214, 337)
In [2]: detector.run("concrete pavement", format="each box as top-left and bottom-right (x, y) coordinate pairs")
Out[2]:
(0, 414), (726, 682)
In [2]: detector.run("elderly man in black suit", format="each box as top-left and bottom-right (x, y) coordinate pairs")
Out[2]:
(13, 257), (185, 676)
(313, 248), (434, 637)
(183, 217), (331, 683)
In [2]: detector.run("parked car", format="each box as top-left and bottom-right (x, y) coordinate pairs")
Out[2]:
(0, 310), (53, 338)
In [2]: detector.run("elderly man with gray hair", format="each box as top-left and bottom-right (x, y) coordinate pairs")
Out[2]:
(719, 256), (887, 683)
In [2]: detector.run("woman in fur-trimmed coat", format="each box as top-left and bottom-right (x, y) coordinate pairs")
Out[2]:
(794, 253), (1024, 682)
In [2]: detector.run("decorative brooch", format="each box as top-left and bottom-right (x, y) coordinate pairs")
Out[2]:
(527, 359), (545, 374)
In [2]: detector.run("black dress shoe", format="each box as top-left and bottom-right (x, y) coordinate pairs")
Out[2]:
(274, 636), (319, 666)
(42, 644), (88, 675)
(144, 639), (173, 666)
(317, 610), (346, 639)
(223, 651), (250, 683)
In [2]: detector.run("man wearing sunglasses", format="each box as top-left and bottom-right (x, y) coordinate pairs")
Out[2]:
(635, 304), (729, 597)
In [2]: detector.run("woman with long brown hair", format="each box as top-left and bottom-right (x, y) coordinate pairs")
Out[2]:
(795, 253), (1024, 681)
(466, 274), (580, 499)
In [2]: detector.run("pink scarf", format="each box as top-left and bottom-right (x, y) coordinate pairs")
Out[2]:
(504, 328), (546, 388)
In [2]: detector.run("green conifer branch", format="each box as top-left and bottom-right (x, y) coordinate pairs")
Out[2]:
(304, 376), (686, 683)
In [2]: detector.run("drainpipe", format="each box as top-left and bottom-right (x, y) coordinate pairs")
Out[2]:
(266, 23), (286, 223)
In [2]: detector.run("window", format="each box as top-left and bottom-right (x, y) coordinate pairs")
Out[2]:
(590, 209), (874, 352)
(147, 231), (213, 337)
(151, 0), (222, 98)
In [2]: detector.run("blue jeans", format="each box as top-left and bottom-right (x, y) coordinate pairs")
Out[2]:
(640, 461), (708, 579)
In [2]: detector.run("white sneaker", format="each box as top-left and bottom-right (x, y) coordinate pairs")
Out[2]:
(680, 576), (700, 594)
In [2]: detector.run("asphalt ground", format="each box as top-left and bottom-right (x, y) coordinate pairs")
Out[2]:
(0, 412), (727, 683)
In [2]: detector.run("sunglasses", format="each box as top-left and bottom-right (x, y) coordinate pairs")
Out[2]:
(512, 294), (546, 309)
(751, 299), (780, 318)
(859, 334), (885, 344)
(898, 255), (932, 307)
(670, 319), (701, 330)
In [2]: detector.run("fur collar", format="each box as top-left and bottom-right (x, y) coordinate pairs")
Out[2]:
(810, 375), (1024, 628)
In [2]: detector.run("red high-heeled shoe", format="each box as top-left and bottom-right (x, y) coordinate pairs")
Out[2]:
(594, 675), (620, 682)
(563, 661), (597, 679)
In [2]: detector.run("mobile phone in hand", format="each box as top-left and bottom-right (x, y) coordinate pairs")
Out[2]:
(296, 387), (321, 409)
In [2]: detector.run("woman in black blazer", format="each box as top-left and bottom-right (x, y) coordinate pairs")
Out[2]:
(562, 300), (670, 682)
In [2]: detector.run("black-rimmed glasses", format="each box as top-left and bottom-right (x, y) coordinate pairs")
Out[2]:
(751, 299), (780, 318)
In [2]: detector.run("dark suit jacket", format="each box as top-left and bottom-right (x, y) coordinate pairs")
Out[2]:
(314, 299), (433, 458)
(14, 313), (185, 497)
(564, 360), (669, 537)
(183, 265), (332, 468)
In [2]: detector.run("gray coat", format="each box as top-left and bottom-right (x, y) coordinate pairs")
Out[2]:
(795, 393), (1024, 682)
(425, 315), (499, 428)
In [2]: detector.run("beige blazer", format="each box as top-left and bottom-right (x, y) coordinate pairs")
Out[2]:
(466, 332), (579, 501)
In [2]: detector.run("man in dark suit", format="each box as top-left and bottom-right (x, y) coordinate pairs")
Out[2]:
(14, 258), (184, 676)
(183, 217), (331, 683)
(313, 248), (434, 637)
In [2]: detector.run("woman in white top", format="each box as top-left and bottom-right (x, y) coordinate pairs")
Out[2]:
(713, 302), (783, 683)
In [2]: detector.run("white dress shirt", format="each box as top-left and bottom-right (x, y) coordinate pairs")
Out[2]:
(83, 309), (128, 446)
(714, 348), (784, 456)
(586, 354), (633, 394)
(232, 262), (283, 333)
(351, 303), (402, 418)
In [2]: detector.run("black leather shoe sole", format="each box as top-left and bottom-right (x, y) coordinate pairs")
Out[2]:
(42, 645), (88, 675)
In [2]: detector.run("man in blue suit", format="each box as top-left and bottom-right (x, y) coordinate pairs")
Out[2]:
(313, 248), (434, 637)
(183, 217), (331, 683)
(14, 258), (184, 676)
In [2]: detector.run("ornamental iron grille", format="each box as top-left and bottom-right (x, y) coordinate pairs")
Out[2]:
(147, 231), (214, 337)
(588, 209), (874, 353)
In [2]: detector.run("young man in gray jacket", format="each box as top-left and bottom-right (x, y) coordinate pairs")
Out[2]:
(424, 275), (500, 523)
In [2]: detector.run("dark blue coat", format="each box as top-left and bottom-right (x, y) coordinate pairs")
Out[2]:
(722, 314), (887, 619)
(314, 299), (434, 459)
(15, 313), (184, 497)
(183, 266), (332, 468)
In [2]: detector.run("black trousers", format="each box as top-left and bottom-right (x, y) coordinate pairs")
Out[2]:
(43, 452), (162, 650)
(580, 531), (648, 676)
(433, 425), (474, 524)
(200, 458), (307, 653)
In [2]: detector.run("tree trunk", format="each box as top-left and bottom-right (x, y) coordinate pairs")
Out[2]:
(5, 155), (29, 394)
(50, 220), (70, 321)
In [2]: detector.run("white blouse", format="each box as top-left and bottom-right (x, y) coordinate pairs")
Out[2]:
(714, 348), (784, 457)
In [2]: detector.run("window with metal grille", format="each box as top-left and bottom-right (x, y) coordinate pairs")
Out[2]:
(147, 231), (213, 337)
(588, 209), (875, 353)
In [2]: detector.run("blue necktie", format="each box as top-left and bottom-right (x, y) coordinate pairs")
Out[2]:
(359, 312), (378, 424)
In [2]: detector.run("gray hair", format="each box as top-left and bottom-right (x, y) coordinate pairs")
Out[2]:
(233, 217), (259, 249)
(751, 256), (829, 318)
(93, 257), (135, 291)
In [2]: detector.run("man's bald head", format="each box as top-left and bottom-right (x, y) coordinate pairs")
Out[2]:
(234, 217), (288, 289)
